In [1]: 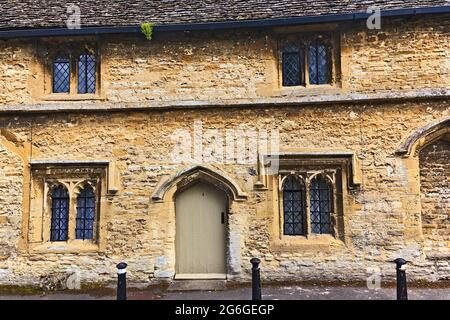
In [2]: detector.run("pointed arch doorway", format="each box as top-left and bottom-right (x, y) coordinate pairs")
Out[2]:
(175, 182), (228, 279)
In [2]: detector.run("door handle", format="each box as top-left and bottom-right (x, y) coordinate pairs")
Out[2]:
(221, 212), (225, 224)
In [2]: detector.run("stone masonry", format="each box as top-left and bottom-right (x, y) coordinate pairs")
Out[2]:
(0, 14), (448, 288)
(420, 140), (450, 249)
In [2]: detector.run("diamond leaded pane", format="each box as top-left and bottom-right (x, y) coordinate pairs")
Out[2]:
(308, 41), (331, 85)
(308, 45), (318, 84)
(53, 56), (70, 93)
(78, 53), (96, 94)
(50, 185), (69, 241)
(310, 177), (332, 234)
(282, 52), (300, 86)
(282, 175), (306, 235)
(317, 44), (331, 84)
(282, 43), (304, 86)
(76, 186), (96, 240)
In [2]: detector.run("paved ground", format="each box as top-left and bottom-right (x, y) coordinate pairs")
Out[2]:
(1, 284), (449, 300)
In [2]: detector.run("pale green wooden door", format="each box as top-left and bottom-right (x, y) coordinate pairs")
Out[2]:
(175, 183), (227, 279)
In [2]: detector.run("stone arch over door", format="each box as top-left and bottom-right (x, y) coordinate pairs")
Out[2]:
(152, 165), (247, 203)
(150, 165), (247, 280)
(397, 117), (449, 256)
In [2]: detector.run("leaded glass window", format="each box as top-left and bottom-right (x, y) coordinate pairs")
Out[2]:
(310, 176), (332, 234)
(52, 55), (70, 93)
(50, 185), (69, 241)
(308, 40), (331, 85)
(78, 52), (96, 94)
(282, 43), (304, 87)
(76, 186), (96, 240)
(283, 175), (306, 235)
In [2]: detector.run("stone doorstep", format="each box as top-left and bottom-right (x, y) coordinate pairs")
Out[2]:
(167, 280), (227, 292)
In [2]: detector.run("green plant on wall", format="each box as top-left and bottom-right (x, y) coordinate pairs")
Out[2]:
(140, 22), (154, 40)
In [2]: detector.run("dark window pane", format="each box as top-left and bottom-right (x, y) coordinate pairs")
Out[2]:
(308, 41), (331, 85)
(53, 56), (70, 93)
(78, 53), (96, 94)
(308, 45), (318, 84)
(282, 175), (306, 236)
(310, 177), (332, 234)
(50, 185), (69, 241)
(76, 186), (96, 240)
(282, 43), (304, 86)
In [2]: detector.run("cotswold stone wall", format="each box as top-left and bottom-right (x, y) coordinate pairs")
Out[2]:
(0, 40), (33, 105)
(104, 14), (450, 102)
(0, 100), (448, 287)
(0, 15), (448, 105)
(341, 15), (450, 92)
(0, 14), (448, 287)
(0, 144), (23, 265)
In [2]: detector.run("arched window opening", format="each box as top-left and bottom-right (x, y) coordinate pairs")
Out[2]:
(310, 176), (332, 234)
(50, 185), (70, 241)
(76, 186), (96, 240)
(283, 175), (306, 235)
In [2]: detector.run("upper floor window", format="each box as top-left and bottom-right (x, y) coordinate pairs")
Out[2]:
(281, 44), (304, 87)
(42, 41), (100, 98)
(77, 52), (96, 94)
(51, 49), (97, 95)
(52, 55), (71, 93)
(308, 40), (331, 85)
(280, 33), (337, 87)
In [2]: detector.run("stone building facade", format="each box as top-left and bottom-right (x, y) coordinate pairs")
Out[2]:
(0, 2), (449, 288)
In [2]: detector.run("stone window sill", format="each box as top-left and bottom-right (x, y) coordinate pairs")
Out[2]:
(270, 234), (345, 252)
(41, 94), (105, 101)
(277, 84), (342, 96)
(30, 240), (100, 254)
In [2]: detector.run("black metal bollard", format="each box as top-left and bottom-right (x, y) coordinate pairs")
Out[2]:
(394, 258), (408, 300)
(116, 262), (127, 300)
(250, 258), (262, 300)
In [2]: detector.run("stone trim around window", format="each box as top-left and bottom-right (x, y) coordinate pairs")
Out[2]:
(278, 170), (339, 239)
(34, 37), (105, 101)
(255, 152), (359, 251)
(27, 163), (110, 253)
(277, 31), (341, 90)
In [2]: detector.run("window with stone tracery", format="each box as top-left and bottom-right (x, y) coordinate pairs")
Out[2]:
(282, 175), (306, 235)
(309, 176), (332, 234)
(76, 185), (96, 240)
(280, 170), (338, 238)
(28, 164), (107, 251)
(46, 179), (100, 243)
(50, 185), (70, 241)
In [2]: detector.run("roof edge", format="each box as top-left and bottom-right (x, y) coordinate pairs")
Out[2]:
(1, 5), (449, 39)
